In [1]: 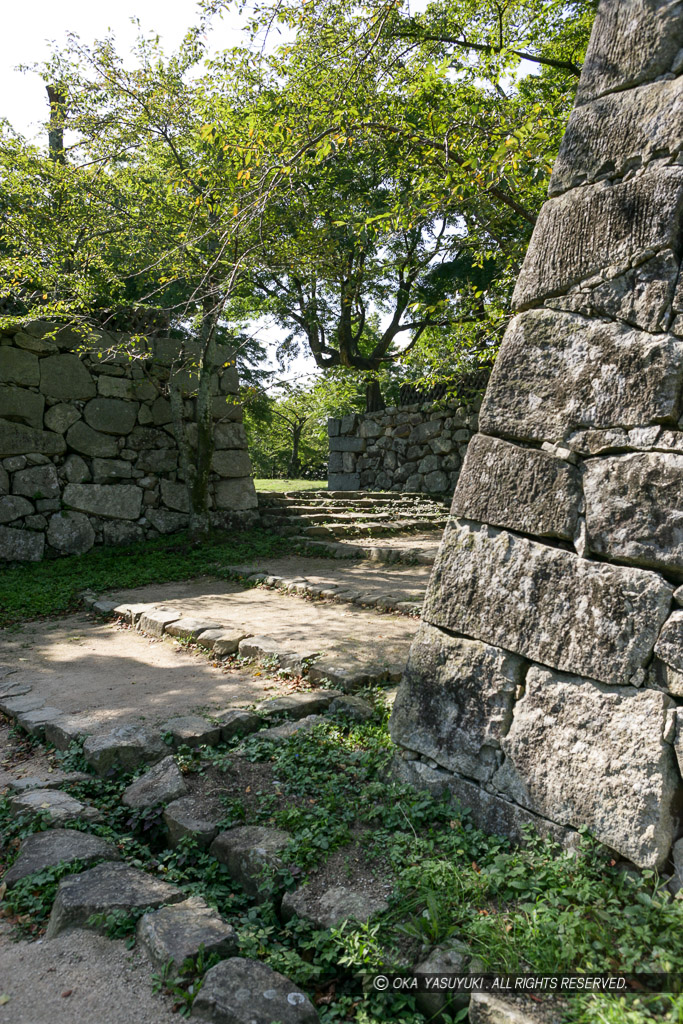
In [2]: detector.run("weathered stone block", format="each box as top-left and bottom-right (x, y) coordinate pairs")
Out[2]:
(655, 610), (683, 673)
(43, 403), (81, 434)
(424, 518), (674, 687)
(218, 709), (262, 741)
(213, 421), (247, 449)
(211, 449), (252, 478)
(45, 862), (183, 939)
(63, 483), (143, 521)
(281, 884), (388, 929)
(547, 251), (680, 334)
(197, 629), (252, 656)
(139, 606), (182, 636)
(164, 796), (221, 849)
(193, 958), (319, 1024)
(91, 458), (132, 483)
(0, 386), (44, 430)
(329, 436), (365, 452)
(0, 495), (33, 523)
(327, 472), (361, 490)
(145, 508), (188, 534)
(84, 397), (138, 435)
(493, 666), (680, 869)
(452, 434), (580, 540)
(10, 788), (101, 827)
(122, 756), (188, 808)
(0, 525), (45, 561)
(136, 897), (237, 969)
(585, 452), (683, 572)
(136, 449), (178, 474)
(479, 310), (683, 445)
(513, 166), (683, 310)
(3, 829), (120, 890)
(39, 353), (96, 400)
(165, 618), (223, 642)
(46, 511), (95, 555)
(0, 422), (65, 458)
(97, 375), (156, 401)
(0, 347), (39, 386)
(66, 420), (118, 458)
(83, 724), (166, 776)
(552, 77), (683, 195)
(12, 464), (59, 500)
(209, 826), (291, 898)
(214, 477), (258, 511)
(160, 478), (189, 513)
(390, 623), (524, 782)
(160, 715), (222, 748)
(575, 0), (683, 106)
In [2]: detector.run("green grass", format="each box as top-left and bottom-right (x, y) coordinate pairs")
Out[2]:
(0, 528), (295, 627)
(254, 478), (327, 492)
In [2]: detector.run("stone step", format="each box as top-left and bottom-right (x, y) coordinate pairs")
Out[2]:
(3, 829), (121, 890)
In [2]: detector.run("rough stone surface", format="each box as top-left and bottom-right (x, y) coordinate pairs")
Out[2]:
(63, 482), (143, 521)
(0, 495), (34, 523)
(164, 797), (221, 849)
(575, 0), (683, 106)
(10, 788), (102, 827)
(513, 166), (683, 309)
(391, 757), (579, 850)
(655, 610), (683, 673)
(552, 77), (683, 195)
(0, 385), (45, 429)
(161, 716), (222, 748)
(15, 705), (63, 739)
(44, 402), (81, 434)
(47, 511), (96, 555)
(479, 310), (683, 446)
(165, 617), (223, 641)
(3, 829), (121, 889)
(210, 826), (291, 897)
(0, 421), (66, 457)
(192, 957), (319, 1024)
(45, 862), (183, 939)
(584, 453), (683, 573)
(218, 709), (262, 741)
(214, 477), (258, 511)
(328, 694), (375, 721)
(469, 992), (560, 1024)
(493, 666), (679, 869)
(39, 353), (96, 400)
(259, 692), (337, 720)
(197, 629), (251, 655)
(138, 606), (182, 637)
(136, 896), (238, 968)
(255, 716), (325, 746)
(0, 346), (40, 386)
(121, 756), (188, 809)
(83, 725), (166, 776)
(424, 518), (673, 687)
(414, 943), (473, 1019)
(391, 623), (524, 782)
(281, 884), (388, 929)
(12, 463), (60, 500)
(452, 434), (580, 540)
(0, 524), (45, 561)
(84, 397), (138, 435)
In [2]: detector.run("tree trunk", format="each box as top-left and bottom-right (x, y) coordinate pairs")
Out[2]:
(365, 379), (385, 413)
(288, 422), (303, 477)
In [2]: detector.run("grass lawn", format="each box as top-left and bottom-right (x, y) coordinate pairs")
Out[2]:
(255, 479), (327, 492)
(0, 528), (299, 627)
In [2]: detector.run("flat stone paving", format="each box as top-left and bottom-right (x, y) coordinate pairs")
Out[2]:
(0, 556), (424, 736)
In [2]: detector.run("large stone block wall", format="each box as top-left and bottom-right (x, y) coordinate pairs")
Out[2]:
(0, 322), (257, 561)
(327, 401), (479, 494)
(391, 0), (683, 870)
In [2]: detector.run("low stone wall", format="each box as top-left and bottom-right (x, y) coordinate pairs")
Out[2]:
(0, 321), (257, 561)
(327, 401), (479, 495)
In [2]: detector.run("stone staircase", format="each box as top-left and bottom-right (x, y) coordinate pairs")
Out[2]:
(258, 489), (450, 540)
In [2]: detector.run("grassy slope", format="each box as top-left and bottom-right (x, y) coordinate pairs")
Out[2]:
(255, 479), (328, 492)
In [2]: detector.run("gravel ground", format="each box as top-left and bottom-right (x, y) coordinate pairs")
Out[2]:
(0, 923), (179, 1024)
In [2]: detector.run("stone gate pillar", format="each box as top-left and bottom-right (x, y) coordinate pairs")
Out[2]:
(390, 0), (683, 870)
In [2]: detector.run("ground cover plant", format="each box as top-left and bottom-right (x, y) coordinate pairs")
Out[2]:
(0, 528), (298, 627)
(2, 692), (683, 1024)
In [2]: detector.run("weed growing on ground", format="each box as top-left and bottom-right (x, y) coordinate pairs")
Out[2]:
(3, 704), (683, 1022)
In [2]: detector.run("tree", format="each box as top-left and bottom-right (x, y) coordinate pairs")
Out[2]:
(0, 29), (302, 539)
(244, 382), (329, 479)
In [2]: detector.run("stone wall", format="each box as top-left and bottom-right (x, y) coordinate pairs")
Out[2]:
(0, 322), (257, 561)
(391, 0), (683, 871)
(327, 401), (479, 494)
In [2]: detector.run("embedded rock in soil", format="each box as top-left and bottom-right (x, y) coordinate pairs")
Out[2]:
(137, 896), (238, 968)
(192, 957), (319, 1024)
(10, 789), (102, 827)
(46, 861), (184, 938)
(164, 796), (222, 849)
(121, 756), (188, 809)
(281, 884), (389, 930)
(3, 828), (121, 889)
(160, 716), (222, 749)
(210, 826), (291, 898)
(83, 725), (166, 776)
(218, 709), (262, 742)
(259, 692), (340, 720)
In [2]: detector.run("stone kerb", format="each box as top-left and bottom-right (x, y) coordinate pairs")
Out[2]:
(327, 400), (479, 495)
(389, 0), (683, 871)
(0, 322), (257, 561)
